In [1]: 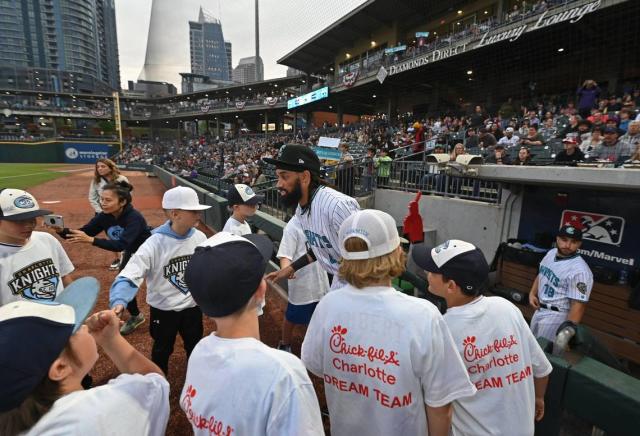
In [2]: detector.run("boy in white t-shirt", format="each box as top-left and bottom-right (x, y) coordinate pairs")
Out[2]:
(0, 277), (169, 436)
(0, 189), (75, 305)
(302, 210), (476, 436)
(222, 184), (263, 236)
(182, 232), (324, 435)
(276, 215), (329, 353)
(412, 240), (552, 436)
(109, 186), (211, 374)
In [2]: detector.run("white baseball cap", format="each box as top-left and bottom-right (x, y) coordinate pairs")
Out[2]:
(505, 127), (515, 133)
(338, 209), (405, 260)
(162, 186), (211, 211)
(0, 189), (52, 221)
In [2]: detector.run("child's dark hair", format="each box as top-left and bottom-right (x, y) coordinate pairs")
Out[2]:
(102, 181), (134, 206)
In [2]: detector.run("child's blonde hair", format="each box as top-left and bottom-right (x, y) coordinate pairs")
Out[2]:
(338, 237), (406, 288)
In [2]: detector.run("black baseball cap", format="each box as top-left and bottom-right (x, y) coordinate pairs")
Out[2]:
(557, 225), (582, 241)
(603, 126), (619, 134)
(185, 232), (274, 317)
(262, 144), (321, 175)
(227, 184), (264, 206)
(412, 240), (489, 295)
(0, 189), (52, 221)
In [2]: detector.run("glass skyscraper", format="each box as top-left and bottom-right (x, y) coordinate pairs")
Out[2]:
(0, 0), (120, 92)
(189, 7), (231, 82)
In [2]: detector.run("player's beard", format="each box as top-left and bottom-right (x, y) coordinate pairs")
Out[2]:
(557, 247), (577, 257)
(280, 179), (303, 208)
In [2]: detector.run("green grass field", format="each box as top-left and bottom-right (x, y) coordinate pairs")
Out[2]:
(0, 163), (76, 190)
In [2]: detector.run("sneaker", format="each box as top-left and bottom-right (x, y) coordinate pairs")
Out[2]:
(277, 342), (292, 353)
(120, 313), (145, 335)
(109, 258), (121, 270)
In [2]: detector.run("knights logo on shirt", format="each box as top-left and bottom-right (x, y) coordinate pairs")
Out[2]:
(163, 255), (192, 294)
(107, 225), (124, 240)
(8, 259), (60, 301)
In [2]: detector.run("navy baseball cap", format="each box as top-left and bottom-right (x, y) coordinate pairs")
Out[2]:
(412, 240), (489, 295)
(185, 232), (273, 317)
(558, 225), (583, 241)
(0, 277), (99, 412)
(262, 144), (321, 175)
(227, 183), (264, 206)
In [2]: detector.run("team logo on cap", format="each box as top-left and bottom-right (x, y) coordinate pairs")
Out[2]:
(298, 159), (305, 164)
(434, 240), (450, 253)
(277, 144), (286, 158)
(244, 186), (255, 196)
(163, 255), (192, 294)
(13, 195), (35, 209)
(566, 226), (576, 235)
(107, 225), (124, 240)
(8, 259), (60, 301)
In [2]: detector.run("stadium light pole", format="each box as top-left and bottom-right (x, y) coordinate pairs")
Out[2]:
(112, 91), (123, 153)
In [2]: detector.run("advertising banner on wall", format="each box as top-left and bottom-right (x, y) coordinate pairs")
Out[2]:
(517, 186), (638, 271)
(63, 143), (111, 164)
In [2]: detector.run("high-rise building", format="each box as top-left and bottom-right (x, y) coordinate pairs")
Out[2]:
(0, 0), (120, 92)
(189, 7), (230, 82)
(233, 56), (264, 84)
(225, 41), (233, 79)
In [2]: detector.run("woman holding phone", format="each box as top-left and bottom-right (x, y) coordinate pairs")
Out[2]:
(57, 181), (150, 335)
(88, 158), (128, 270)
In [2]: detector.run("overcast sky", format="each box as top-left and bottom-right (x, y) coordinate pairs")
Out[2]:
(114, 0), (366, 88)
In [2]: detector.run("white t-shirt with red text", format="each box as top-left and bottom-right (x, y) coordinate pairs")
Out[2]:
(443, 296), (553, 436)
(301, 284), (476, 436)
(181, 334), (324, 436)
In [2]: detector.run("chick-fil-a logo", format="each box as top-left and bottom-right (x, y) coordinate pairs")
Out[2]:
(463, 335), (519, 363)
(329, 325), (400, 366)
(181, 385), (235, 436)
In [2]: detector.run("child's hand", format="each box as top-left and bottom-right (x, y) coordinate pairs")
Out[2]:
(86, 310), (121, 346)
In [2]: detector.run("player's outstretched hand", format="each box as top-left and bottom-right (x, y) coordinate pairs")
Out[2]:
(68, 229), (94, 244)
(529, 293), (540, 310)
(534, 396), (545, 421)
(86, 310), (121, 346)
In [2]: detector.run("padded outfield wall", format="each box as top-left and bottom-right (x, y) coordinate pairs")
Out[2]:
(0, 141), (119, 163)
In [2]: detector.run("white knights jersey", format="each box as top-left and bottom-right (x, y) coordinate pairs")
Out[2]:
(537, 248), (593, 311)
(295, 186), (360, 289)
(277, 216), (330, 305)
(444, 296), (552, 436)
(222, 216), (252, 236)
(0, 231), (74, 305)
(301, 284), (476, 436)
(117, 228), (206, 311)
(181, 335), (324, 436)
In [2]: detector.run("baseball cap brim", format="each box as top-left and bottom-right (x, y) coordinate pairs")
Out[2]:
(179, 204), (212, 211)
(242, 233), (274, 262)
(411, 243), (441, 273)
(262, 157), (307, 172)
(54, 276), (99, 332)
(1, 209), (52, 221)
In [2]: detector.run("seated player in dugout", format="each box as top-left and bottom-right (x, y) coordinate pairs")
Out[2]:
(529, 225), (593, 342)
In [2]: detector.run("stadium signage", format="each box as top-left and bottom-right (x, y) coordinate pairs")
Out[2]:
(476, 0), (601, 48)
(388, 44), (467, 76)
(287, 86), (329, 109)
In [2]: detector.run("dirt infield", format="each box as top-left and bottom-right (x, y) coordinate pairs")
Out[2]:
(27, 169), (319, 435)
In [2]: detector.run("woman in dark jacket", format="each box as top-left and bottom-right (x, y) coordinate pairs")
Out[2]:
(57, 181), (151, 335)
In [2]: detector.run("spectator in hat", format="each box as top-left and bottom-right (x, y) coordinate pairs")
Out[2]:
(485, 144), (511, 165)
(520, 125), (545, 147)
(411, 240), (552, 436)
(478, 127), (497, 149)
(464, 128), (480, 149)
(512, 147), (533, 166)
(302, 210), (476, 436)
(497, 127), (520, 148)
(222, 184), (263, 236)
(0, 279), (169, 435)
(555, 138), (585, 164)
(0, 189), (75, 305)
(592, 127), (628, 162)
(182, 232), (323, 435)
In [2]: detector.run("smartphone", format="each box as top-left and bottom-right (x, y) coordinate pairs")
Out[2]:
(43, 214), (64, 228)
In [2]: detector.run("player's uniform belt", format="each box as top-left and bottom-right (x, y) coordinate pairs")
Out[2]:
(540, 303), (567, 312)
